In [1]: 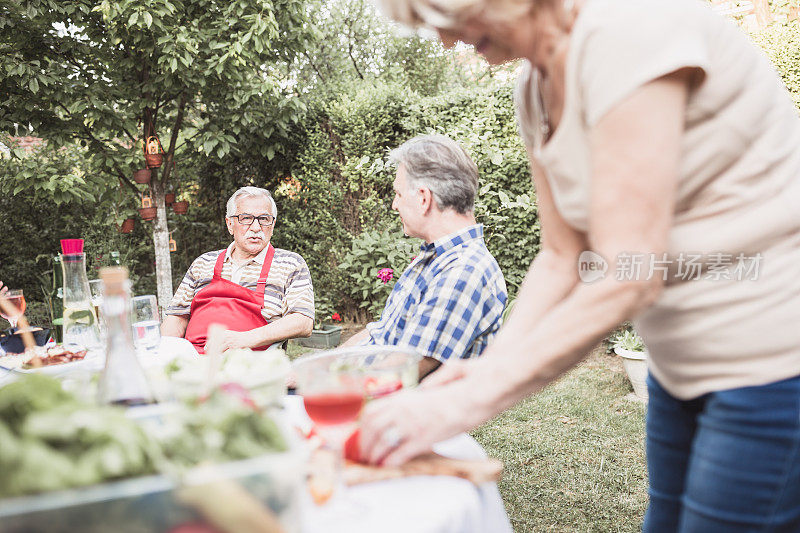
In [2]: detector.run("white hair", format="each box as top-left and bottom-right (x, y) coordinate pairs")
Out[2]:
(226, 186), (278, 218)
(371, 0), (540, 29)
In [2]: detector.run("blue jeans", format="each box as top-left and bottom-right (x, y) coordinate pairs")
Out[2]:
(644, 374), (800, 532)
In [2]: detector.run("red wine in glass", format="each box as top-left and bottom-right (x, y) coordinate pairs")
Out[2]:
(304, 391), (365, 426)
(0, 290), (26, 330)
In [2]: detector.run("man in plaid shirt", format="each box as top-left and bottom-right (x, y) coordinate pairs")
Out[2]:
(343, 135), (508, 380)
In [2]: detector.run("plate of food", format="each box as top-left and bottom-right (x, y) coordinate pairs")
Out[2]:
(0, 344), (94, 375)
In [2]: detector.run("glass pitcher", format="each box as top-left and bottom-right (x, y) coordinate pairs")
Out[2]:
(61, 253), (103, 349)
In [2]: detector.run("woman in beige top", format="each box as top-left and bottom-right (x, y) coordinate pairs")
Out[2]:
(359, 0), (800, 530)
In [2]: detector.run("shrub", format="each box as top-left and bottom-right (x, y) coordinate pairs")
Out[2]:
(337, 226), (420, 321)
(753, 22), (800, 109)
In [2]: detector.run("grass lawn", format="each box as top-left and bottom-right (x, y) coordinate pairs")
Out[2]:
(471, 349), (648, 532)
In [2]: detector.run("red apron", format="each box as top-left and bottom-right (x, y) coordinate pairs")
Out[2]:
(185, 246), (275, 354)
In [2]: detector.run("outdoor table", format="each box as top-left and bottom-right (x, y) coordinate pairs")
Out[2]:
(0, 337), (513, 533)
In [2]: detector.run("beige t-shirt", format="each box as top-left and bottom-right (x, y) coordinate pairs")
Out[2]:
(515, 0), (800, 399)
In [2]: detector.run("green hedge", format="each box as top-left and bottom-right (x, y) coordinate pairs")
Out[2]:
(267, 80), (539, 318)
(753, 22), (800, 109)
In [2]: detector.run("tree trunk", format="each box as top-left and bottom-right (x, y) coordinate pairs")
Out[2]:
(150, 174), (173, 316)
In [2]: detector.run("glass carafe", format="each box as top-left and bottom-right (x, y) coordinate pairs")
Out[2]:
(61, 253), (103, 349)
(97, 267), (154, 406)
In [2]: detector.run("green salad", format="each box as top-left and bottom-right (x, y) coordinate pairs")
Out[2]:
(0, 375), (287, 499)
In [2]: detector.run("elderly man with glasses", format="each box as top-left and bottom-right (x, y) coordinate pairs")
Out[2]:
(161, 186), (314, 354)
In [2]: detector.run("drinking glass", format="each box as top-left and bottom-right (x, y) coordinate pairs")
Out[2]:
(131, 295), (160, 351)
(292, 346), (420, 504)
(0, 289), (26, 331)
(88, 279), (106, 338)
(88, 280), (104, 316)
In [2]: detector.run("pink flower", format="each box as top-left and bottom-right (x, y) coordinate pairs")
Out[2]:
(377, 268), (394, 284)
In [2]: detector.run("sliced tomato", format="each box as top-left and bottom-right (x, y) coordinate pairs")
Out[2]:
(344, 428), (362, 463)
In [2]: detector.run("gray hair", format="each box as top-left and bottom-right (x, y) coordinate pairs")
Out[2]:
(389, 134), (478, 214)
(226, 186), (278, 218)
(371, 0), (539, 29)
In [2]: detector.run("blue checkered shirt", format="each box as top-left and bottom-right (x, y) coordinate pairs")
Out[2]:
(363, 224), (507, 362)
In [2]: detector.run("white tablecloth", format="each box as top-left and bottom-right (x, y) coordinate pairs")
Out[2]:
(283, 396), (513, 533)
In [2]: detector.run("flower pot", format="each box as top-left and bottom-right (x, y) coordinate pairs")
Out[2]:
(119, 218), (135, 234)
(144, 153), (163, 168)
(296, 325), (342, 349)
(615, 347), (648, 401)
(133, 168), (152, 184)
(164, 193), (175, 206)
(172, 201), (189, 215)
(138, 207), (157, 221)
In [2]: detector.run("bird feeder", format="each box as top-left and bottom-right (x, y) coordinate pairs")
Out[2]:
(143, 135), (164, 168)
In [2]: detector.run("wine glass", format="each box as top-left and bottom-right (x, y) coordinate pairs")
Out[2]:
(0, 289), (26, 331)
(292, 346), (421, 504)
(294, 351), (366, 505)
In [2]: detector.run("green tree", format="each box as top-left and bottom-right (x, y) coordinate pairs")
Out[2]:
(0, 0), (312, 308)
(294, 0), (504, 98)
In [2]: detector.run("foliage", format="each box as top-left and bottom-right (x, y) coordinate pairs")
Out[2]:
(501, 298), (515, 324)
(312, 295), (336, 329)
(0, 142), (157, 329)
(1, 0), (311, 160)
(4, 7), (799, 327)
(0, 0), (315, 306)
(752, 21), (800, 108)
(294, 0), (500, 98)
(264, 79), (541, 319)
(337, 227), (419, 320)
(611, 330), (646, 353)
(0, 139), (105, 204)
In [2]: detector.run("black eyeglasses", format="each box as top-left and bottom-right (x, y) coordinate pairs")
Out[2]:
(231, 213), (275, 227)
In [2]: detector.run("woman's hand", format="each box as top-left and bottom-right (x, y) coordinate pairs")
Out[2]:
(0, 281), (8, 297)
(419, 358), (474, 389)
(358, 384), (474, 467)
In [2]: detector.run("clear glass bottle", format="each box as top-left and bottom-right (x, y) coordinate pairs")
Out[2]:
(97, 267), (154, 406)
(61, 253), (103, 349)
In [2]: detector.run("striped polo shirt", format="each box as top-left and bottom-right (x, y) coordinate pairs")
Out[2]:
(166, 242), (315, 322)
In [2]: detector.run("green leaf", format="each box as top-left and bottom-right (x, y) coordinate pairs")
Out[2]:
(143, 12), (153, 28)
(29, 78), (39, 94)
(128, 11), (139, 26)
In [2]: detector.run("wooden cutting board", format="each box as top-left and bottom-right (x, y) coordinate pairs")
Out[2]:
(344, 453), (503, 486)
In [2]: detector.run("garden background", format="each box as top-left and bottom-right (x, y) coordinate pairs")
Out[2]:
(1, 1), (799, 530)
(1, 1), (797, 330)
